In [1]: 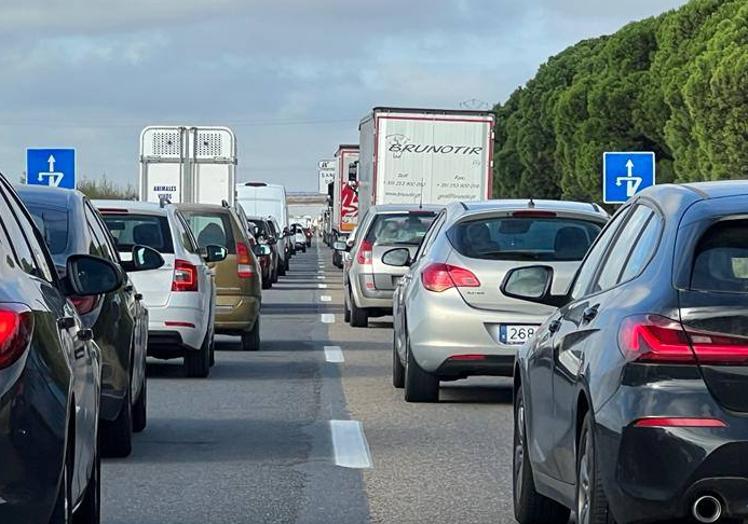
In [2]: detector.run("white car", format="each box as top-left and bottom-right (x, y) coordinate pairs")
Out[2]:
(96, 200), (224, 377)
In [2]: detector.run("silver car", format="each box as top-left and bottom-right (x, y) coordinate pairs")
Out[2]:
(338, 205), (441, 327)
(390, 199), (609, 402)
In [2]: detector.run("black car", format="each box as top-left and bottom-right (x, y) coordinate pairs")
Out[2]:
(505, 181), (748, 524)
(17, 186), (156, 458)
(0, 172), (124, 523)
(249, 217), (279, 288)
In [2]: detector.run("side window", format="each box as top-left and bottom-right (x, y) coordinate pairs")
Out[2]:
(0, 187), (44, 278)
(592, 206), (654, 294)
(569, 208), (629, 301)
(417, 211), (446, 260)
(84, 204), (115, 261)
(175, 213), (199, 253)
(619, 213), (662, 283)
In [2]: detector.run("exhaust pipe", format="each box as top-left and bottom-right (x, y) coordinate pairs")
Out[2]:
(692, 494), (722, 524)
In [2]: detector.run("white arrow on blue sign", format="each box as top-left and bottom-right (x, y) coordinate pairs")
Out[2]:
(26, 149), (76, 189)
(603, 152), (655, 204)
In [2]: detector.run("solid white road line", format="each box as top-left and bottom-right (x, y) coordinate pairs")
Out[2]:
(320, 295), (332, 302)
(317, 275), (326, 280)
(329, 420), (373, 469)
(318, 284), (328, 289)
(321, 313), (335, 323)
(324, 345), (344, 363)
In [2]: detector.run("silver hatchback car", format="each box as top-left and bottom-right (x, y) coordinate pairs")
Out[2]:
(338, 205), (441, 327)
(390, 199), (609, 402)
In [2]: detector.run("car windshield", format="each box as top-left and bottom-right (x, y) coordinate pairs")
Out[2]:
(25, 205), (69, 255)
(448, 216), (603, 261)
(101, 214), (174, 254)
(365, 212), (437, 246)
(182, 212), (236, 254)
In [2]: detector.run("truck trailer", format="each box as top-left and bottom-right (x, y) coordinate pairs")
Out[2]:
(357, 108), (495, 218)
(139, 126), (237, 206)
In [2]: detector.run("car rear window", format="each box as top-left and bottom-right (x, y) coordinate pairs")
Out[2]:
(448, 216), (602, 261)
(26, 205), (69, 255)
(691, 220), (748, 292)
(365, 212), (437, 246)
(182, 212), (236, 254)
(102, 214), (174, 254)
(250, 220), (270, 237)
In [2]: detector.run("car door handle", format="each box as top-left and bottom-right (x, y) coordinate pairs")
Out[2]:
(582, 306), (599, 323)
(124, 284), (134, 293)
(134, 293), (143, 301)
(548, 319), (561, 333)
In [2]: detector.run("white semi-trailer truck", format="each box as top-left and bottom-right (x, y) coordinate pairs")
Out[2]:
(139, 126), (237, 206)
(357, 107), (495, 218)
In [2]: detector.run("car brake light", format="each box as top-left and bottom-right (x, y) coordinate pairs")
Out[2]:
(0, 305), (33, 370)
(357, 240), (373, 265)
(619, 315), (748, 365)
(421, 263), (480, 292)
(236, 242), (255, 279)
(634, 417), (727, 428)
(512, 210), (557, 218)
(70, 295), (97, 315)
(172, 260), (198, 292)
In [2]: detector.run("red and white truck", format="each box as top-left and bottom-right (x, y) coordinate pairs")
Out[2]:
(331, 144), (360, 243)
(357, 107), (495, 218)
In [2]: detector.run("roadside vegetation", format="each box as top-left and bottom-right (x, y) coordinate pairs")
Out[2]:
(77, 176), (137, 200)
(493, 0), (748, 201)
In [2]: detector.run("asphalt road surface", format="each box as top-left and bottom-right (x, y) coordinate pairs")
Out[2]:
(102, 242), (516, 523)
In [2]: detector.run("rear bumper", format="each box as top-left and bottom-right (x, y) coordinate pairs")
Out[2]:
(147, 302), (207, 351)
(215, 295), (260, 334)
(350, 271), (396, 309)
(408, 287), (547, 374)
(597, 385), (748, 523)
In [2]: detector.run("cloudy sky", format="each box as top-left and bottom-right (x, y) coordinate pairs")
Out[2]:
(0, 0), (687, 192)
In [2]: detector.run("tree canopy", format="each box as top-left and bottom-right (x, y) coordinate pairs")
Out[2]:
(493, 0), (748, 202)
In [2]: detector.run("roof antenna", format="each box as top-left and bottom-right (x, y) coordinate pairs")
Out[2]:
(528, 198), (535, 209)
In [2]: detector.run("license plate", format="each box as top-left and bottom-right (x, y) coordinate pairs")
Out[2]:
(500, 324), (539, 345)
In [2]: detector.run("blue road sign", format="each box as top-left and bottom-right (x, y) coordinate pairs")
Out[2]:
(603, 152), (655, 204)
(26, 149), (76, 189)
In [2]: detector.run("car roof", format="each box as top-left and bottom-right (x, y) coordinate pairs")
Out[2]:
(459, 199), (607, 216)
(369, 204), (444, 214)
(174, 203), (230, 213)
(94, 199), (168, 216)
(16, 185), (83, 208)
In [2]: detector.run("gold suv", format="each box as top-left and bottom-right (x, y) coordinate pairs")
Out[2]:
(178, 203), (263, 350)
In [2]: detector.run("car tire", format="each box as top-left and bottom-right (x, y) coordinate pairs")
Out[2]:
(284, 258), (290, 272)
(209, 335), (216, 367)
(344, 290), (351, 323)
(132, 374), (147, 433)
(349, 292), (368, 328)
(101, 386), (132, 458)
(513, 388), (569, 524)
(185, 333), (211, 378)
(262, 275), (272, 289)
(392, 332), (405, 389)
(242, 317), (261, 351)
(404, 339), (439, 402)
(73, 441), (100, 524)
(51, 432), (73, 524)
(577, 412), (614, 524)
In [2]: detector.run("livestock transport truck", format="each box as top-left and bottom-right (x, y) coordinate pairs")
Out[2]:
(139, 126), (237, 206)
(357, 107), (495, 218)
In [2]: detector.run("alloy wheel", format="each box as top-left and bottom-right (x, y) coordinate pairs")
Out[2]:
(577, 432), (592, 524)
(514, 400), (526, 504)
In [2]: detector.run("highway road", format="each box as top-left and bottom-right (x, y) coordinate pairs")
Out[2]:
(102, 242), (515, 523)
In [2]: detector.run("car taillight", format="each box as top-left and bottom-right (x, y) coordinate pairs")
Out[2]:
(172, 260), (198, 292)
(70, 295), (97, 315)
(421, 263), (480, 293)
(236, 242), (255, 279)
(619, 314), (748, 365)
(0, 305), (33, 370)
(356, 240), (373, 265)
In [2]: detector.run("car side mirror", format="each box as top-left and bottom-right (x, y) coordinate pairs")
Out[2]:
(65, 254), (124, 296)
(203, 244), (228, 263)
(126, 245), (166, 272)
(500, 265), (567, 307)
(254, 244), (271, 257)
(382, 248), (411, 267)
(333, 241), (348, 252)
